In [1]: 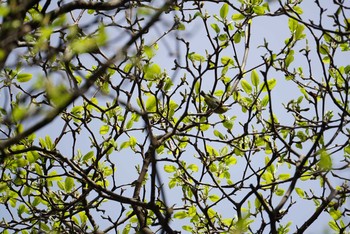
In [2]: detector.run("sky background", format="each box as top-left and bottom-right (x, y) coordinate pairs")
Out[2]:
(1, 0), (349, 233)
(43, 1), (345, 233)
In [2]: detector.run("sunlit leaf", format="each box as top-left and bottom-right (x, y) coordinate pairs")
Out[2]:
(253, 6), (265, 15)
(328, 220), (340, 231)
(182, 225), (193, 231)
(145, 94), (157, 112)
(260, 78), (277, 92)
(174, 211), (187, 219)
(232, 13), (245, 21)
(144, 63), (161, 80)
(241, 79), (252, 94)
(251, 70), (260, 87)
(318, 149), (332, 171)
(164, 165), (176, 173)
(99, 125), (110, 135)
(275, 188), (284, 196)
(65, 177), (74, 192)
(329, 208), (342, 220)
(220, 3), (229, 19)
(278, 174), (290, 180)
(211, 23), (220, 33)
(209, 194), (220, 202)
(221, 56), (234, 66)
(17, 73), (33, 83)
(83, 151), (94, 162)
(187, 164), (199, 172)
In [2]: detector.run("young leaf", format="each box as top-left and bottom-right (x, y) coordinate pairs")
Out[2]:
(174, 211), (188, 219)
(209, 194), (220, 202)
(164, 165), (176, 173)
(295, 188), (305, 198)
(220, 3), (229, 19)
(260, 78), (277, 92)
(241, 79), (252, 94)
(65, 177), (74, 192)
(187, 164), (199, 172)
(232, 13), (245, 21)
(99, 125), (110, 135)
(251, 70), (260, 87)
(145, 95), (157, 112)
(211, 23), (220, 33)
(17, 73), (33, 83)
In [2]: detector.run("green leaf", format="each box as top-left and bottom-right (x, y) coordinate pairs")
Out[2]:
(260, 78), (277, 92)
(254, 197), (261, 210)
(177, 23), (185, 30)
(200, 124), (210, 131)
(220, 3), (229, 19)
(12, 106), (27, 122)
(232, 13), (245, 21)
(164, 165), (176, 173)
(188, 205), (196, 216)
(22, 186), (31, 196)
(210, 23), (220, 33)
(65, 177), (74, 192)
(209, 194), (220, 202)
(295, 188), (305, 198)
(143, 45), (154, 59)
(188, 53), (205, 63)
(71, 105), (83, 116)
(99, 125), (109, 135)
(17, 158), (27, 167)
(194, 80), (200, 94)
(182, 225), (193, 231)
(34, 163), (43, 175)
(124, 63), (133, 73)
(285, 50), (294, 67)
(241, 79), (252, 94)
(71, 37), (98, 54)
(122, 224), (131, 234)
(45, 135), (54, 150)
(318, 149), (332, 171)
(295, 23), (305, 40)
(168, 178), (177, 189)
(214, 129), (225, 140)
(293, 6), (303, 14)
(145, 95), (157, 112)
(174, 211), (187, 219)
(119, 141), (130, 150)
(225, 156), (237, 165)
(275, 188), (284, 196)
(82, 151), (94, 162)
(223, 119), (234, 130)
(207, 208), (216, 219)
(261, 95), (269, 107)
(328, 220), (340, 231)
(0, 6), (10, 17)
(221, 56), (234, 66)
(129, 136), (137, 148)
(187, 164), (198, 172)
(126, 119), (134, 129)
(329, 208), (342, 220)
(251, 70), (260, 87)
(288, 18), (298, 32)
(344, 144), (350, 155)
(144, 63), (161, 80)
(17, 73), (33, 83)
(253, 6), (265, 15)
(18, 204), (26, 215)
(233, 33), (241, 43)
(278, 173), (290, 180)
(27, 151), (39, 163)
